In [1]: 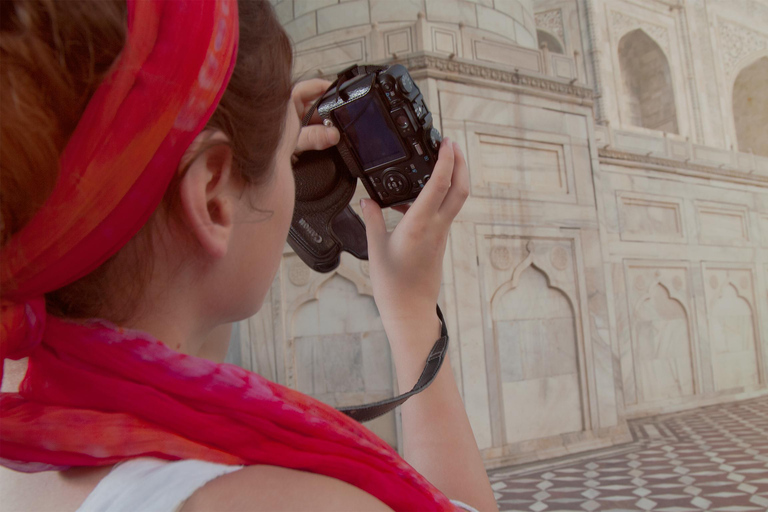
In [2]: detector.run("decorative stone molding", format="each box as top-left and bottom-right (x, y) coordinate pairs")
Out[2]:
(598, 148), (768, 187)
(610, 11), (670, 55)
(717, 18), (768, 76)
(535, 9), (565, 42)
(396, 53), (594, 100)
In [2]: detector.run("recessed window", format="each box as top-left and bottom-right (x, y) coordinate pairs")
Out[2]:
(536, 29), (564, 54)
(733, 57), (768, 157)
(618, 29), (678, 134)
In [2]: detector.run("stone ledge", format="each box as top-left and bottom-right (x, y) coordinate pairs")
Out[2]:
(396, 52), (594, 102)
(598, 148), (768, 187)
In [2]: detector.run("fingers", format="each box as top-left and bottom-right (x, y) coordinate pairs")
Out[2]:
(292, 79), (333, 123)
(295, 124), (340, 155)
(437, 141), (469, 220)
(392, 204), (410, 215)
(407, 137), (455, 219)
(360, 198), (387, 250)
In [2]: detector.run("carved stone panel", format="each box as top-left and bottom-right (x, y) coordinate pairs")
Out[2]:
(703, 266), (760, 392)
(494, 266), (582, 444)
(478, 231), (589, 449)
(717, 18), (768, 77)
(535, 9), (564, 42)
(616, 192), (687, 244)
(695, 201), (750, 247)
(466, 122), (577, 204)
(758, 213), (768, 247)
(290, 271), (397, 447)
(623, 263), (696, 405)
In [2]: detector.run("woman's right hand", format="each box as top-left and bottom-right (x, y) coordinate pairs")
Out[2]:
(359, 138), (469, 339)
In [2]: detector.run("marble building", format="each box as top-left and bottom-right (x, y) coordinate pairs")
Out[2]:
(230, 0), (768, 469)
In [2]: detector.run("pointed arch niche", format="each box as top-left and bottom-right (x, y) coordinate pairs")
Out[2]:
(291, 274), (397, 447)
(709, 283), (759, 391)
(733, 56), (768, 157)
(492, 266), (582, 445)
(618, 29), (678, 133)
(632, 283), (694, 402)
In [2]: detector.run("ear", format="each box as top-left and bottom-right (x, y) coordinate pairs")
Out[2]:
(178, 131), (235, 259)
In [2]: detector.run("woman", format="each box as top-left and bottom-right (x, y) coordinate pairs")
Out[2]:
(0, 0), (497, 510)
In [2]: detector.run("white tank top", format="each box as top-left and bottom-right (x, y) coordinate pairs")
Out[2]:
(76, 457), (479, 512)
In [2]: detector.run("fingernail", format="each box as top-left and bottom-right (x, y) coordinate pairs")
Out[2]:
(360, 198), (367, 210)
(443, 136), (451, 145)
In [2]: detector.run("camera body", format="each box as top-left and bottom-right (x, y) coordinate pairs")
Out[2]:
(316, 64), (442, 208)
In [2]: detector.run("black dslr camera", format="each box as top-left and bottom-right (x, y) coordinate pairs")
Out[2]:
(289, 64), (442, 273)
(316, 64), (441, 207)
(288, 65), (450, 424)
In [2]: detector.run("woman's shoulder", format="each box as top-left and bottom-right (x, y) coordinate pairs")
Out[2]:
(0, 458), (394, 512)
(180, 464), (394, 512)
(0, 464), (113, 512)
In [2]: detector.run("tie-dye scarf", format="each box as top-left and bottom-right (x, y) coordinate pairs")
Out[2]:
(0, 1), (453, 509)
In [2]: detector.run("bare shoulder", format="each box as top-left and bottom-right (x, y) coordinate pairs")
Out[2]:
(180, 465), (394, 512)
(0, 464), (112, 512)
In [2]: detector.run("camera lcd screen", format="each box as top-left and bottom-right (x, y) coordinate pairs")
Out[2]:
(333, 94), (407, 172)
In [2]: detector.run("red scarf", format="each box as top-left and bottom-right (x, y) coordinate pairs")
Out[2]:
(0, 1), (453, 510)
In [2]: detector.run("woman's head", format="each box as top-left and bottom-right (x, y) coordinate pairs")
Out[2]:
(1, 0), (295, 327)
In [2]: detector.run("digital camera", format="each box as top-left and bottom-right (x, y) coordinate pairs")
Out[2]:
(316, 64), (442, 207)
(288, 64), (441, 273)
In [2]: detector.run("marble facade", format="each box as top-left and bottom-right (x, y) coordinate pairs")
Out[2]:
(232, 0), (768, 468)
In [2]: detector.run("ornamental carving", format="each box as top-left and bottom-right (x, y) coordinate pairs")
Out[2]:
(535, 9), (564, 42)
(397, 54), (594, 100)
(610, 11), (670, 55)
(550, 246), (569, 271)
(490, 246), (513, 271)
(288, 260), (311, 287)
(718, 18), (768, 76)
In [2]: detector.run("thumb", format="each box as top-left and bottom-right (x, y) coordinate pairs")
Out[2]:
(360, 198), (387, 243)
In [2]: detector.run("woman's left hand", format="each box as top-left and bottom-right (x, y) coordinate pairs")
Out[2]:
(292, 79), (340, 156)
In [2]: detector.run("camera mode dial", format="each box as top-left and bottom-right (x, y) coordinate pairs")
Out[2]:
(428, 127), (442, 151)
(398, 75), (415, 94)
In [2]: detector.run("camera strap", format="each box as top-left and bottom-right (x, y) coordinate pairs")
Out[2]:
(289, 66), (451, 423)
(338, 304), (450, 423)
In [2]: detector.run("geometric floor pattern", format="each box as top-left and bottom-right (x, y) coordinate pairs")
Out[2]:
(488, 396), (768, 511)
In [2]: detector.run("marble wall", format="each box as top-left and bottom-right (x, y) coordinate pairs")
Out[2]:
(234, 0), (768, 468)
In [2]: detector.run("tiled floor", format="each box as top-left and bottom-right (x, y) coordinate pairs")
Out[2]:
(488, 396), (768, 511)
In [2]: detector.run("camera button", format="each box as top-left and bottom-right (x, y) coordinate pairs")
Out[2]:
(372, 177), (381, 184)
(383, 171), (409, 196)
(413, 142), (424, 156)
